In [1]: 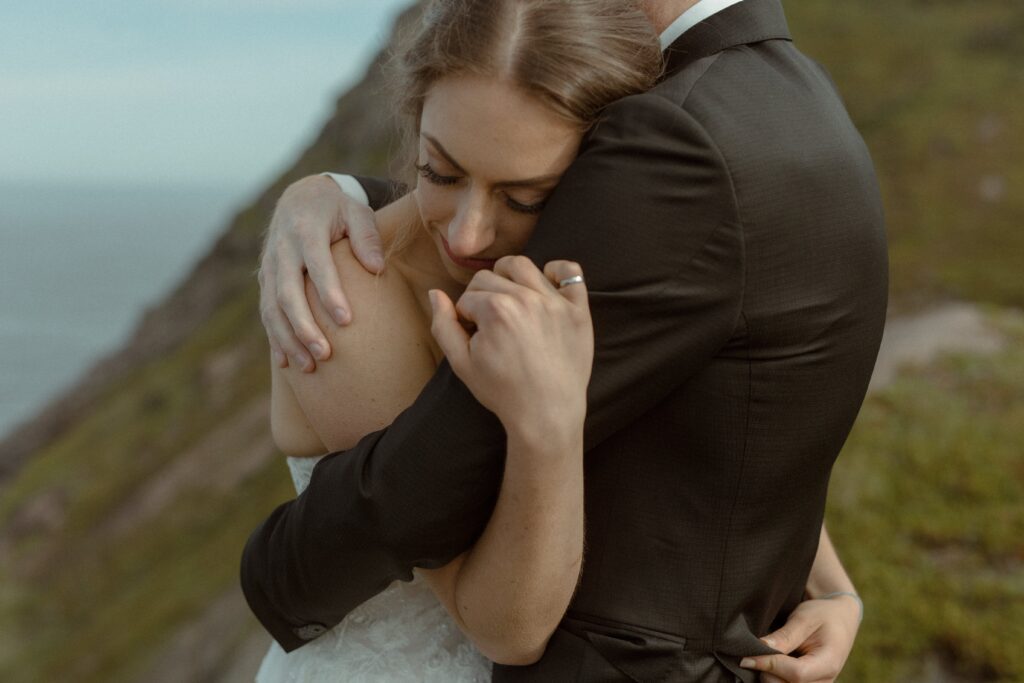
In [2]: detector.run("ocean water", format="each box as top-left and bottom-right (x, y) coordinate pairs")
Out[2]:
(0, 180), (249, 440)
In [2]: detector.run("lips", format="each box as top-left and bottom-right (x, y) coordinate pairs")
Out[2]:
(441, 237), (498, 271)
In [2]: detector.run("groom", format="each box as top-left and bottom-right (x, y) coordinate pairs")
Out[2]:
(242, 0), (887, 681)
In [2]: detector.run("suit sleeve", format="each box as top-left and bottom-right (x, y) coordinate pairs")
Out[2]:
(240, 93), (744, 651)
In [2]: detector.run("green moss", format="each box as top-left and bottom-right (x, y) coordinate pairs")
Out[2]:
(0, 414), (293, 683)
(788, 0), (1024, 310)
(826, 310), (1024, 681)
(0, 286), (265, 531)
(0, 286), (284, 681)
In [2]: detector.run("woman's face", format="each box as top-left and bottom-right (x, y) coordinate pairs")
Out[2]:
(414, 74), (583, 285)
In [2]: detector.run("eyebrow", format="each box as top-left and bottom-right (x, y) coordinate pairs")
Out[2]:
(422, 133), (563, 189)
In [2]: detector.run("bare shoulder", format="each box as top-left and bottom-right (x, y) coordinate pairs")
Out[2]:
(312, 239), (434, 362)
(278, 240), (438, 452)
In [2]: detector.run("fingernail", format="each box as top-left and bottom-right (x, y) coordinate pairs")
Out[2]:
(272, 350), (286, 367)
(309, 343), (326, 360)
(763, 636), (776, 649)
(371, 254), (385, 271)
(739, 658), (755, 669)
(333, 308), (349, 325)
(293, 353), (311, 370)
(427, 290), (437, 311)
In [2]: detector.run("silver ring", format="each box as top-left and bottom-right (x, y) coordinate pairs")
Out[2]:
(558, 274), (585, 288)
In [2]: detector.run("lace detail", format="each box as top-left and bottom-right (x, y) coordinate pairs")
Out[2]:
(255, 455), (492, 682)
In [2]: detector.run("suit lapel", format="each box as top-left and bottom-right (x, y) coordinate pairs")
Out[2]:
(660, 0), (793, 79)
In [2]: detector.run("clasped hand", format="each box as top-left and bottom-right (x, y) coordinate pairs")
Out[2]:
(429, 255), (593, 441)
(741, 593), (862, 683)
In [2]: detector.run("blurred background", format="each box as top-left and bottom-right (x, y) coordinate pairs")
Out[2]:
(0, 1), (1021, 681)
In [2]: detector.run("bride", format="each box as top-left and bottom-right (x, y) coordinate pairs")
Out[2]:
(257, 0), (661, 680)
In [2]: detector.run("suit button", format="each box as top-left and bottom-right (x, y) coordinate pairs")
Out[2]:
(293, 623), (328, 640)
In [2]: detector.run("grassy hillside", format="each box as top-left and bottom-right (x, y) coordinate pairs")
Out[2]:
(828, 307), (1024, 681)
(788, 0), (1024, 311)
(0, 1), (1021, 681)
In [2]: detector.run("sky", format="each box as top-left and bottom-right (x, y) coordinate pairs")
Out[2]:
(0, 0), (412, 189)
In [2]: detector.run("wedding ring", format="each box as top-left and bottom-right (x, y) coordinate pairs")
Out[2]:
(558, 274), (585, 288)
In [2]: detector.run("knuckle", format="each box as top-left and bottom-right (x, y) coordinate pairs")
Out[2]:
(495, 255), (517, 271)
(297, 227), (319, 251)
(278, 242), (301, 270)
(277, 338), (300, 357)
(296, 326), (319, 344)
(467, 270), (489, 289)
(490, 295), (516, 320)
(482, 296), (504, 317)
(510, 254), (532, 272)
(304, 255), (322, 277)
(261, 303), (284, 325)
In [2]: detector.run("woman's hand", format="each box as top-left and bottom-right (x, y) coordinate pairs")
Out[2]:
(429, 255), (593, 443)
(258, 174), (384, 372)
(739, 593), (862, 682)
(425, 255), (590, 662)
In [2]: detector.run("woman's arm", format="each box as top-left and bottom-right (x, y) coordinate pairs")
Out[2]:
(273, 236), (437, 455)
(418, 423), (584, 665)
(804, 525), (858, 602)
(419, 257), (593, 665)
(740, 524), (861, 682)
(275, 236), (591, 663)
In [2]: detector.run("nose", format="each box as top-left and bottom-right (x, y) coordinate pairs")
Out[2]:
(446, 189), (495, 257)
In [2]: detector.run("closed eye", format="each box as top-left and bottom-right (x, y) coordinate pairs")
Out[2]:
(415, 161), (459, 186)
(504, 194), (546, 215)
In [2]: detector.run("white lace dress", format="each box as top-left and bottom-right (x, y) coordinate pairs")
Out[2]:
(254, 455), (493, 682)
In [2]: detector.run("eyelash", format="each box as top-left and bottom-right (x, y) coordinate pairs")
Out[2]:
(506, 196), (546, 215)
(415, 162), (458, 186)
(415, 161), (547, 215)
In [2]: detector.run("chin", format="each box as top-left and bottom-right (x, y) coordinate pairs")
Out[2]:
(445, 262), (475, 286)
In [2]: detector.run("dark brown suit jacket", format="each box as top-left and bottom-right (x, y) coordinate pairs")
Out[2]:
(241, 1), (888, 680)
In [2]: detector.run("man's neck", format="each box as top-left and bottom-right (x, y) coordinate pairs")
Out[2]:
(640, 0), (701, 34)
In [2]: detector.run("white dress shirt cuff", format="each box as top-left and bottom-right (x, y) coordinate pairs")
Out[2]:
(321, 173), (371, 207)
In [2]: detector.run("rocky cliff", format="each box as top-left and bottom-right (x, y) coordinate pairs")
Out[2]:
(0, 5), (424, 682)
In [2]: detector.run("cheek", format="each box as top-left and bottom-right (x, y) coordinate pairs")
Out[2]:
(414, 182), (454, 227)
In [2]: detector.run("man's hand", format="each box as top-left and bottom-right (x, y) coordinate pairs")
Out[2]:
(258, 174), (384, 372)
(739, 594), (861, 682)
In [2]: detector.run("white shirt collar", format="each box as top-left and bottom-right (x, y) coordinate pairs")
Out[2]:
(659, 0), (748, 50)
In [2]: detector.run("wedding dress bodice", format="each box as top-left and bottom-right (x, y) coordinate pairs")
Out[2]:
(254, 455), (492, 682)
